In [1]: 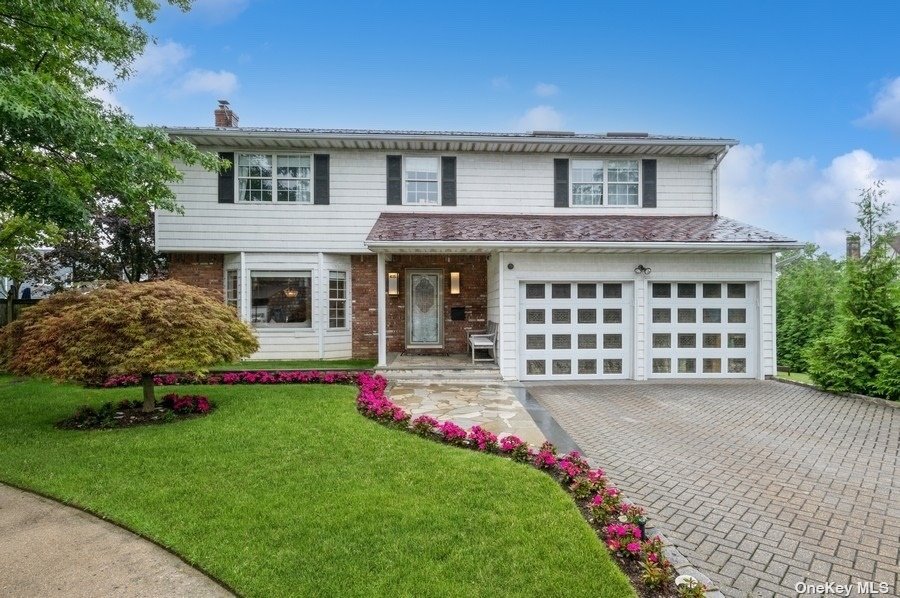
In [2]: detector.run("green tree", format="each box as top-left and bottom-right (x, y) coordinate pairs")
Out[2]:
(776, 244), (841, 371)
(0, 0), (220, 231)
(806, 182), (900, 398)
(0, 280), (258, 411)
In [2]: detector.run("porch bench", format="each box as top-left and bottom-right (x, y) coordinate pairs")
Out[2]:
(467, 321), (498, 364)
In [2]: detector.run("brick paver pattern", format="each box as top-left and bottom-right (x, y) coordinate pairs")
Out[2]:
(527, 381), (899, 598)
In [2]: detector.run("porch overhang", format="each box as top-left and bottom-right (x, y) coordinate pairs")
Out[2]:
(365, 213), (800, 254)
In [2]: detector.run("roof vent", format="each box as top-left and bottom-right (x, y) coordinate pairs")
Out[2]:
(606, 132), (649, 138)
(531, 130), (576, 137)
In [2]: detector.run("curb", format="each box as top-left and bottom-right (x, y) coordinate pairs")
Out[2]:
(516, 386), (722, 595)
(774, 377), (899, 409)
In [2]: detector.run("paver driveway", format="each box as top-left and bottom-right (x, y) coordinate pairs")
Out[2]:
(526, 381), (899, 598)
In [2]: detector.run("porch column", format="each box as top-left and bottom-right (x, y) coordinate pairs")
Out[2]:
(376, 252), (387, 366)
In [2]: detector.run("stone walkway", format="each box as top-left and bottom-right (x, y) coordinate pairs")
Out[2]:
(527, 381), (899, 598)
(388, 382), (546, 445)
(0, 483), (232, 598)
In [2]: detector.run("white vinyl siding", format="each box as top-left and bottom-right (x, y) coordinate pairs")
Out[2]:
(158, 153), (716, 254)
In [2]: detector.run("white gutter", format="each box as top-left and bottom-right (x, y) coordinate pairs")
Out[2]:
(165, 127), (738, 150)
(710, 148), (729, 215)
(364, 240), (801, 252)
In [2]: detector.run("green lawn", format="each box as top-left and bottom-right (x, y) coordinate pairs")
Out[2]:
(777, 371), (814, 385)
(209, 358), (376, 371)
(0, 377), (632, 598)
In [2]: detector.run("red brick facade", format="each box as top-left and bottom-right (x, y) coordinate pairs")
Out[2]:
(350, 253), (488, 358)
(167, 253), (224, 299)
(351, 255), (379, 358)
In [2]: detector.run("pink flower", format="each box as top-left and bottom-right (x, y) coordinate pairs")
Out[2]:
(626, 541), (641, 554)
(499, 435), (524, 452)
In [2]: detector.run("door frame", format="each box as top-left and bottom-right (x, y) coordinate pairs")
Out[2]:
(405, 269), (444, 349)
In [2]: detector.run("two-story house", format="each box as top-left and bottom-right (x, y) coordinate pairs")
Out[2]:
(158, 101), (797, 381)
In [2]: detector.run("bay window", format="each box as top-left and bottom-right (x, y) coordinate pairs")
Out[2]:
(570, 159), (640, 206)
(250, 272), (312, 327)
(237, 153), (311, 203)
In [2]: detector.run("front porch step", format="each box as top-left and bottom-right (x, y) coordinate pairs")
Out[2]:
(375, 367), (503, 383)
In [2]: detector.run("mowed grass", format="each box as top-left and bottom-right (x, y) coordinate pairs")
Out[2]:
(0, 377), (633, 598)
(209, 358), (376, 371)
(777, 371), (814, 385)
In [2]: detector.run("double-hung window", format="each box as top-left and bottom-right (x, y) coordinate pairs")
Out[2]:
(237, 153), (311, 203)
(329, 271), (347, 329)
(250, 272), (312, 327)
(570, 159), (640, 206)
(225, 270), (239, 311)
(404, 157), (439, 204)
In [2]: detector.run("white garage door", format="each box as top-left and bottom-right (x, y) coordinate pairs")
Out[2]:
(520, 281), (633, 380)
(647, 282), (756, 378)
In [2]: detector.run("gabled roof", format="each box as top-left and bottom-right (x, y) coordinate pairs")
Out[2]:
(164, 127), (737, 157)
(365, 213), (797, 252)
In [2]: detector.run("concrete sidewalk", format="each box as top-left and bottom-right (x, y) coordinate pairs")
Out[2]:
(0, 483), (232, 598)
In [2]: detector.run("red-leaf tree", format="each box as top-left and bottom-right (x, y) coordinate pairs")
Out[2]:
(0, 280), (258, 411)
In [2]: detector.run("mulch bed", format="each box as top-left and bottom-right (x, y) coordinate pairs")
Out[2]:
(57, 397), (213, 430)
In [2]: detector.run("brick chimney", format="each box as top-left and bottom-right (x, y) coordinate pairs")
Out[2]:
(214, 100), (239, 127)
(846, 233), (861, 260)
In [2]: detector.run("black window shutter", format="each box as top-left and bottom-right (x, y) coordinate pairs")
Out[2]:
(218, 152), (234, 203)
(386, 155), (402, 205)
(642, 159), (657, 208)
(441, 156), (457, 206)
(553, 158), (569, 207)
(314, 154), (330, 204)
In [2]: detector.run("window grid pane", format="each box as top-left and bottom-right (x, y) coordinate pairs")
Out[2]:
(405, 157), (439, 204)
(328, 271), (346, 328)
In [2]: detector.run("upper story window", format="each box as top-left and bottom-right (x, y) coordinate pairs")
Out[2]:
(404, 156), (439, 204)
(237, 153), (311, 203)
(570, 159), (640, 206)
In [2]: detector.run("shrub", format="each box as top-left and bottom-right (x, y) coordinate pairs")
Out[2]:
(498, 435), (530, 462)
(468, 426), (498, 452)
(0, 280), (258, 411)
(589, 487), (622, 525)
(411, 415), (439, 435)
(641, 560), (674, 590)
(873, 353), (900, 401)
(437, 421), (467, 445)
(604, 522), (643, 558)
(161, 393), (212, 414)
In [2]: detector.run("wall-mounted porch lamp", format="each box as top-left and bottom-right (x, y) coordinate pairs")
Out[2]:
(450, 271), (461, 295)
(388, 272), (399, 295)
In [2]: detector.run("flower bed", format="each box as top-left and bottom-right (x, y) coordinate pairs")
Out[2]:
(102, 370), (359, 388)
(58, 393), (214, 430)
(356, 371), (701, 598)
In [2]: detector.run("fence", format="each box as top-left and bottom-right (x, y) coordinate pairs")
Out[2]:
(1, 299), (40, 327)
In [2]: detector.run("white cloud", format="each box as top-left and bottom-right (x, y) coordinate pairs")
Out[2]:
(175, 69), (239, 96)
(89, 85), (125, 111)
(517, 105), (564, 131)
(132, 41), (190, 79)
(491, 76), (510, 90)
(533, 82), (559, 97)
(857, 76), (900, 135)
(719, 144), (899, 255)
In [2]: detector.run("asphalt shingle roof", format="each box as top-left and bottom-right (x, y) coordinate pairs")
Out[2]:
(366, 213), (795, 244)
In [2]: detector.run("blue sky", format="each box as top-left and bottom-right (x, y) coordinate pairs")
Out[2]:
(110, 0), (900, 255)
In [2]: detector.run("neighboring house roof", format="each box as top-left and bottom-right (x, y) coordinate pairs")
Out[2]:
(164, 127), (737, 157)
(366, 213), (797, 251)
(891, 234), (900, 255)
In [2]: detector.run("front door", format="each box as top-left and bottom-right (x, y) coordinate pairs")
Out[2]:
(407, 270), (443, 347)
